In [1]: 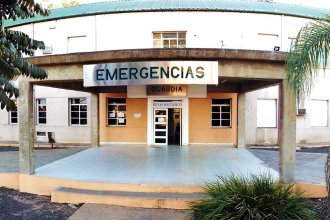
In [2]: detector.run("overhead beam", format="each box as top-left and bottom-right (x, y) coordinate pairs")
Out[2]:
(26, 49), (286, 67)
(240, 80), (280, 93)
(208, 83), (240, 93)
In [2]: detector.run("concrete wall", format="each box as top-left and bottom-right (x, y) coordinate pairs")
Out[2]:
(296, 69), (330, 143)
(35, 86), (91, 143)
(246, 68), (330, 145)
(245, 86), (279, 145)
(11, 11), (310, 55)
(99, 93), (148, 144)
(189, 93), (238, 144)
(0, 86), (91, 143)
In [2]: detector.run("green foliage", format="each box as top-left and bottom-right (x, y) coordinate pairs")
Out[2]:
(285, 15), (330, 104)
(42, 0), (79, 9)
(190, 174), (317, 220)
(0, 0), (49, 111)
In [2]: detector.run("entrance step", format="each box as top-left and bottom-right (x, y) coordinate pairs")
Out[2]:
(51, 187), (208, 209)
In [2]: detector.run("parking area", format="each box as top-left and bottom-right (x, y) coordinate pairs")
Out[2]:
(0, 147), (87, 173)
(249, 148), (327, 184)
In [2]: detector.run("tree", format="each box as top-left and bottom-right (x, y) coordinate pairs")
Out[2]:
(61, 0), (79, 8)
(285, 15), (330, 103)
(0, 0), (49, 111)
(42, 0), (79, 9)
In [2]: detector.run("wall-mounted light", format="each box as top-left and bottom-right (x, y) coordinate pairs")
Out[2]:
(220, 40), (225, 49)
(273, 46), (280, 51)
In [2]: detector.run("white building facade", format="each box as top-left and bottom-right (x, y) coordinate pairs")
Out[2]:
(1, 0), (330, 145)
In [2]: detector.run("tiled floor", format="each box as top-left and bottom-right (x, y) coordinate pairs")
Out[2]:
(35, 145), (279, 186)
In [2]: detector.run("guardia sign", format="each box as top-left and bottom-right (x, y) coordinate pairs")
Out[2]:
(147, 85), (187, 96)
(83, 61), (218, 87)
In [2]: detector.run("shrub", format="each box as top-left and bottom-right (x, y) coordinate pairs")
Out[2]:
(190, 174), (316, 220)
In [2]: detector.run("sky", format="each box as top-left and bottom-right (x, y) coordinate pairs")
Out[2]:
(78, 0), (330, 9)
(40, 0), (330, 9)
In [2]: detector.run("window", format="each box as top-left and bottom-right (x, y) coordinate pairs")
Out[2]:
(9, 110), (18, 124)
(211, 99), (231, 127)
(36, 131), (47, 142)
(9, 101), (18, 124)
(37, 99), (47, 124)
(311, 100), (328, 127)
(153, 32), (186, 48)
(257, 99), (277, 128)
(70, 98), (87, 125)
(257, 33), (279, 51)
(67, 35), (87, 53)
(107, 98), (126, 126)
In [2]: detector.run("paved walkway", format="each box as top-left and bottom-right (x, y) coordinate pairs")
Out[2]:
(69, 204), (193, 220)
(249, 149), (327, 184)
(35, 145), (278, 185)
(0, 148), (87, 173)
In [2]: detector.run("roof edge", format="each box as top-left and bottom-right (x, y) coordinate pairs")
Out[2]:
(26, 48), (287, 66)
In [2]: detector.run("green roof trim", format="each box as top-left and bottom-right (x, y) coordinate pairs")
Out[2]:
(4, 0), (330, 27)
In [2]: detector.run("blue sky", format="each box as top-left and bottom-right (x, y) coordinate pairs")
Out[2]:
(79, 0), (329, 9)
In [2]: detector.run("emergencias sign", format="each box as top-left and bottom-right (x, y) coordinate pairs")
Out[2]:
(83, 61), (218, 87)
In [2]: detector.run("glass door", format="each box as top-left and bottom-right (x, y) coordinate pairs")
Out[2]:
(153, 109), (168, 145)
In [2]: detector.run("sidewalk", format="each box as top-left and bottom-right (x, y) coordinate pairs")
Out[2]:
(0, 141), (90, 148)
(68, 204), (193, 220)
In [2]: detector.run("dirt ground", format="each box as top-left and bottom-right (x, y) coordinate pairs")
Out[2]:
(309, 198), (329, 220)
(0, 187), (80, 220)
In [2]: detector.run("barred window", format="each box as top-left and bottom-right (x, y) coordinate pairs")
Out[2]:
(9, 110), (18, 124)
(70, 98), (87, 125)
(153, 32), (186, 48)
(107, 98), (126, 126)
(9, 101), (18, 124)
(37, 99), (47, 124)
(211, 99), (231, 127)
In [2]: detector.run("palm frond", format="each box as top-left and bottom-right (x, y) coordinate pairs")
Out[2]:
(285, 15), (330, 103)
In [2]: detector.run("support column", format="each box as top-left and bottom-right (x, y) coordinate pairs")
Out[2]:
(19, 80), (35, 174)
(90, 93), (99, 147)
(279, 80), (296, 183)
(237, 93), (246, 148)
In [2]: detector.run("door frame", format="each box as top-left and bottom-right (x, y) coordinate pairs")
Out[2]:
(153, 108), (168, 146)
(147, 97), (189, 146)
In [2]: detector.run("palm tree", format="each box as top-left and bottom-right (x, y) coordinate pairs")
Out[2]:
(285, 15), (330, 211)
(286, 15), (330, 103)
